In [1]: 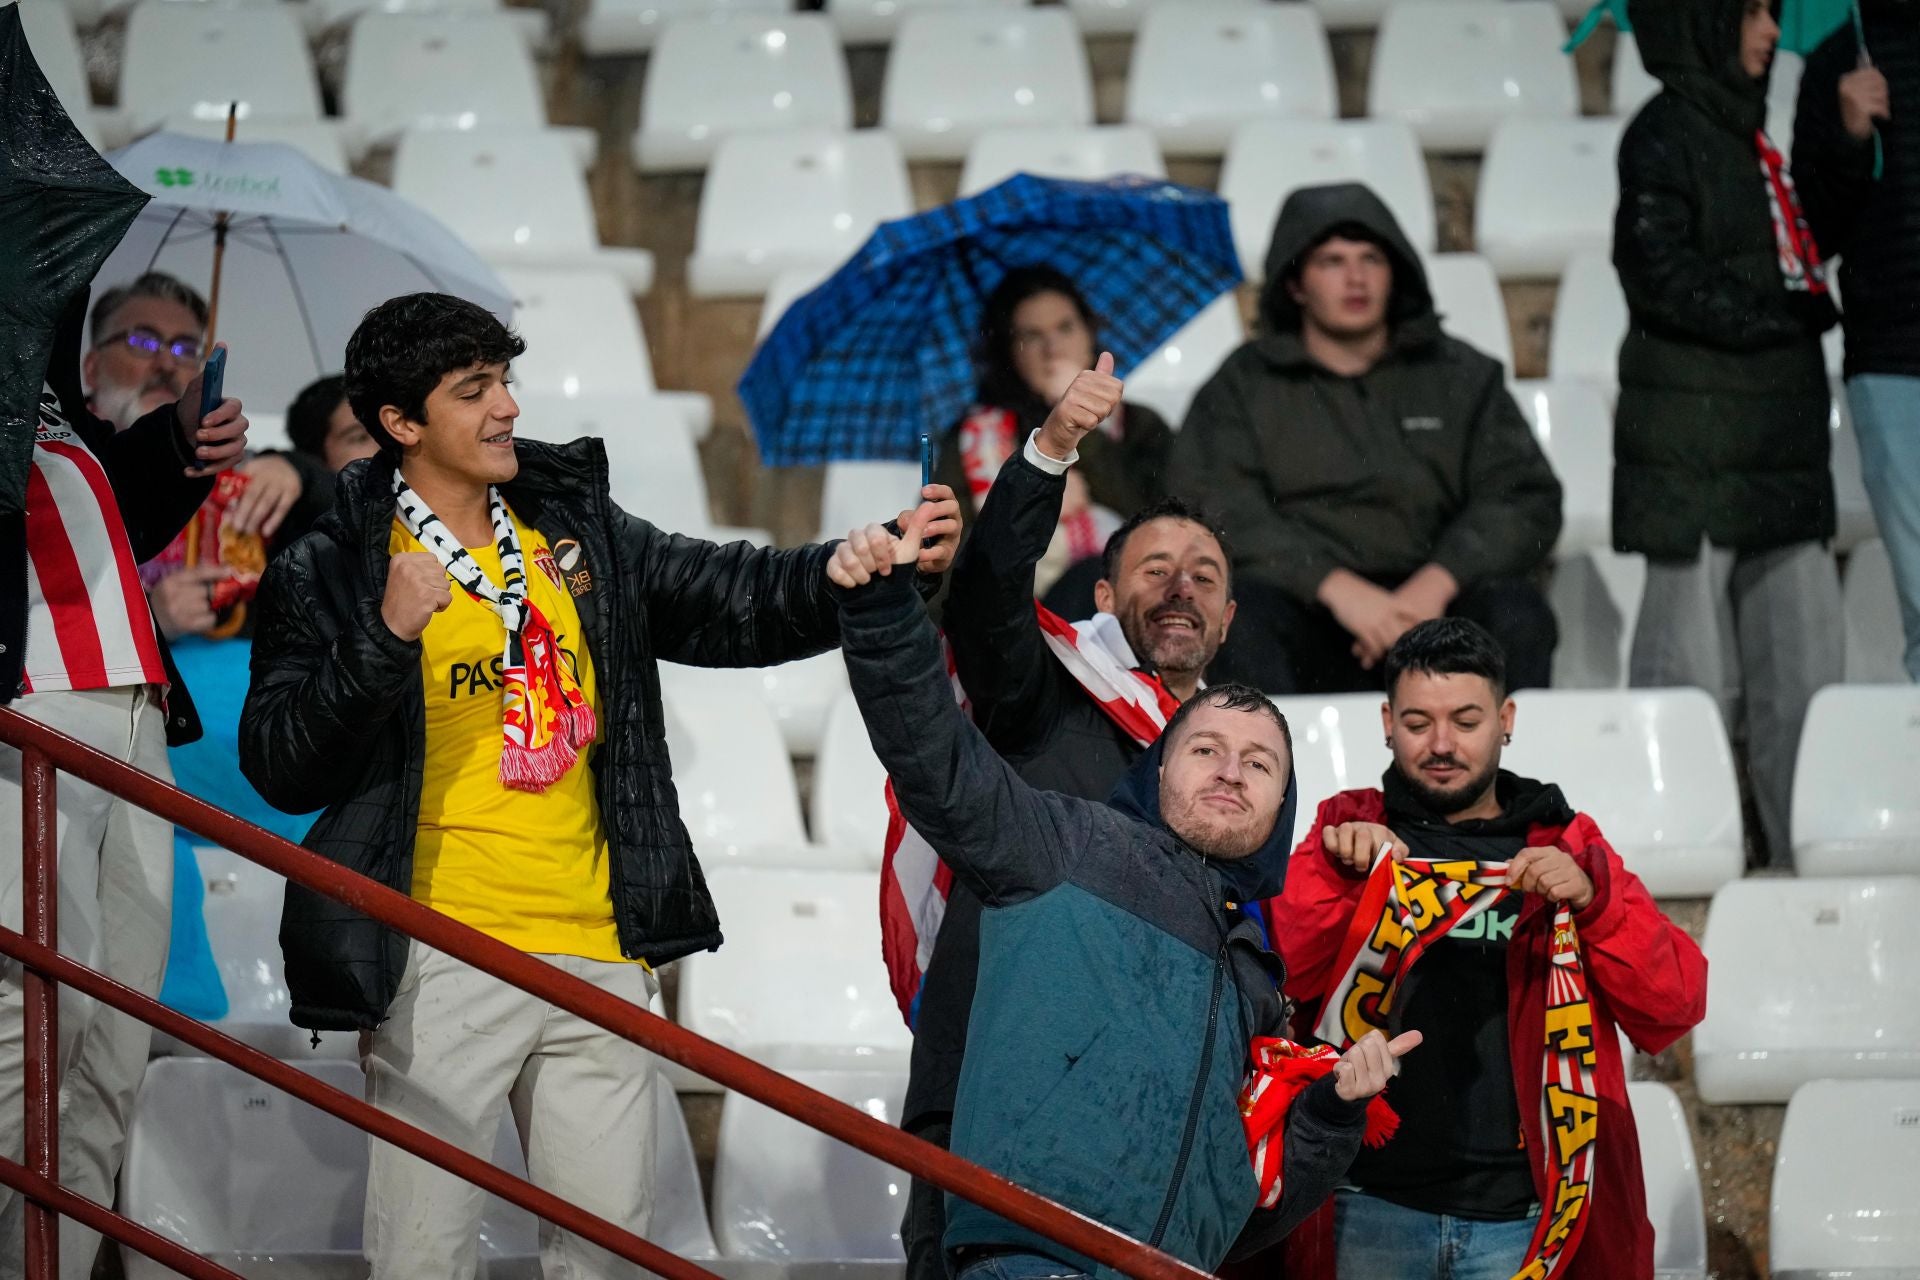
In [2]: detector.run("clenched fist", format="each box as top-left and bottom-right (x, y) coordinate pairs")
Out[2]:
(1333, 1029), (1423, 1101)
(381, 552), (452, 642)
(1036, 351), (1122, 462)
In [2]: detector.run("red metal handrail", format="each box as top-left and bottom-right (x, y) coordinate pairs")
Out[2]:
(1, 707), (1216, 1280)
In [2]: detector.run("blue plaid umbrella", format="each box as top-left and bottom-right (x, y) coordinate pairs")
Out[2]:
(739, 173), (1241, 467)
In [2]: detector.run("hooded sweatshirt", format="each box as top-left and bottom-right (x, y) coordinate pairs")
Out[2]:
(837, 568), (1367, 1277)
(1168, 183), (1562, 604)
(1612, 0), (1837, 559)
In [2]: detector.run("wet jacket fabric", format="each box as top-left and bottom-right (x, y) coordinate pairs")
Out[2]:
(1793, 0), (1920, 379)
(839, 568), (1366, 1277)
(1169, 182), (1561, 603)
(240, 439), (841, 1032)
(1613, 0), (1837, 558)
(1273, 782), (1709, 1280)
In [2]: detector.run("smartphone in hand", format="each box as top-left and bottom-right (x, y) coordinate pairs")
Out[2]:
(199, 346), (228, 423)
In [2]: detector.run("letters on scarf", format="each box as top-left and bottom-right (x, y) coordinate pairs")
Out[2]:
(1314, 855), (1599, 1280)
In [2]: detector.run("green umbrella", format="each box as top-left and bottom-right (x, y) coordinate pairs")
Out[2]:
(0, 3), (149, 516)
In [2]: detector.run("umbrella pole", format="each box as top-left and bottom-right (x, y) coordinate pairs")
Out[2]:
(203, 102), (238, 349)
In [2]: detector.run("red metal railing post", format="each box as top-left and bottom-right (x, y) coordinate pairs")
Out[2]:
(20, 747), (57, 1280)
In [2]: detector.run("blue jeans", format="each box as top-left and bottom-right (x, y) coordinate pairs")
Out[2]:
(956, 1253), (1091, 1280)
(1333, 1191), (1540, 1280)
(1850, 373), (1920, 680)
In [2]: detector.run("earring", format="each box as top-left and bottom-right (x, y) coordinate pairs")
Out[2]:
(1384, 738), (1391, 749)
(1503, 733), (1513, 745)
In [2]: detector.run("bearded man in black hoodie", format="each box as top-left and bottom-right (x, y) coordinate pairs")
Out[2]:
(1169, 183), (1563, 696)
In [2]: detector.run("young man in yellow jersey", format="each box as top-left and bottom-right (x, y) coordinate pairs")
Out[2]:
(241, 294), (960, 1279)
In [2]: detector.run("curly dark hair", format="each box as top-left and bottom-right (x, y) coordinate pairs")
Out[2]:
(344, 293), (524, 456)
(284, 374), (348, 460)
(974, 265), (1101, 434)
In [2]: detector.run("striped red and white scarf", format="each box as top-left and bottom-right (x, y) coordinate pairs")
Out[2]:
(1313, 855), (1599, 1280)
(1757, 128), (1830, 296)
(877, 603), (1179, 1024)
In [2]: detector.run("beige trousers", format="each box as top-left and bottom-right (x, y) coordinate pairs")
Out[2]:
(364, 941), (662, 1280)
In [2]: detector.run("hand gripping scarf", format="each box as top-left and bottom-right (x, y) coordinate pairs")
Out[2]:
(1240, 1035), (1400, 1211)
(1312, 855), (1600, 1280)
(393, 475), (596, 792)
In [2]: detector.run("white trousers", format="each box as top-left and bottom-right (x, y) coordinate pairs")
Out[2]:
(364, 941), (662, 1280)
(0, 687), (173, 1280)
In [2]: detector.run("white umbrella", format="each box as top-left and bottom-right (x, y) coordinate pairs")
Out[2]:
(93, 131), (512, 419)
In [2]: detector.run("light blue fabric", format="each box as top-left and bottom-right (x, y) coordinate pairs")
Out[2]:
(158, 636), (315, 1018)
(957, 1254), (1091, 1280)
(1332, 1191), (1540, 1280)
(1848, 374), (1920, 681)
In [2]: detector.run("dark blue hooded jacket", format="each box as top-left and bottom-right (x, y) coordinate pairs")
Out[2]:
(837, 570), (1367, 1277)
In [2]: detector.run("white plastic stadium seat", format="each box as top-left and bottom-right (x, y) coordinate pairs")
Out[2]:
(119, 1), (321, 132)
(118, 1057), (535, 1278)
(633, 14), (851, 173)
(1368, 2), (1577, 153)
(660, 652), (850, 760)
(662, 682), (816, 864)
(1791, 685), (1920, 877)
(713, 1067), (909, 1262)
(307, 0), (550, 46)
(1629, 1083), (1709, 1280)
(1695, 876), (1920, 1104)
(1123, 4), (1337, 157)
(499, 268), (712, 438)
(881, 9), (1094, 161)
(1547, 550), (1644, 691)
(14, 0), (103, 148)
(163, 118), (352, 174)
(959, 125), (1167, 197)
(1771, 1079), (1920, 1278)
(1843, 539), (1908, 684)
(1502, 688), (1744, 897)
(829, 0), (1027, 46)
(679, 868), (914, 1059)
(1513, 379), (1612, 555)
(1070, 0), (1250, 36)
(756, 264), (837, 340)
(580, 0), (790, 57)
(1612, 32), (1660, 117)
(1423, 253), (1513, 374)
(1547, 249), (1628, 396)
(1269, 694), (1393, 832)
(1220, 119), (1437, 278)
(1307, 0), (1392, 33)
(688, 130), (911, 299)
(1125, 292), (1246, 428)
(812, 692), (889, 867)
(392, 130), (654, 294)
(1476, 118), (1623, 279)
(341, 14), (550, 156)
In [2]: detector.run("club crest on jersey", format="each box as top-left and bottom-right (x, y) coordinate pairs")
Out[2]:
(533, 545), (562, 590)
(35, 388), (75, 443)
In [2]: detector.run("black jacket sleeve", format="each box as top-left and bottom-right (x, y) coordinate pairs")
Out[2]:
(621, 511), (842, 667)
(1429, 361), (1564, 584)
(1227, 1076), (1370, 1259)
(1613, 109), (1809, 351)
(838, 569), (1088, 906)
(1791, 31), (1877, 259)
(240, 547), (420, 815)
(945, 451), (1072, 756)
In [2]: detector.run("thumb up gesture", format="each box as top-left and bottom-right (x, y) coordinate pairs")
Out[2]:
(828, 506), (933, 589)
(1037, 351), (1122, 463)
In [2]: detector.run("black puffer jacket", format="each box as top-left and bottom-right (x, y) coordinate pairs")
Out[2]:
(1169, 183), (1560, 603)
(1613, 0), (1837, 559)
(1793, 0), (1920, 379)
(241, 439), (841, 1032)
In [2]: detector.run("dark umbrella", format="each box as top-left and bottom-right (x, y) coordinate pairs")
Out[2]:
(0, 3), (149, 514)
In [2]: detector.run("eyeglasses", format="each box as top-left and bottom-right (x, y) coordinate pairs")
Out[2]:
(96, 328), (204, 362)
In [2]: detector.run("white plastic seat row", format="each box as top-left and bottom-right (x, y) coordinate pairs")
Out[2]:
(1771, 1078), (1920, 1277)
(1842, 538), (1907, 684)
(1476, 117), (1622, 279)
(1369, 1), (1578, 152)
(1121, 3), (1337, 156)
(1512, 378), (1612, 555)
(1792, 684), (1920, 877)
(1630, 1082), (1708, 1280)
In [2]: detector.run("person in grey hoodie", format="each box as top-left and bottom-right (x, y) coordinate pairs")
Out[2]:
(1169, 183), (1563, 695)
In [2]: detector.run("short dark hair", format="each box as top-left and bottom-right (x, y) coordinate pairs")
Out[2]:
(1382, 617), (1509, 702)
(1102, 497), (1233, 589)
(285, 374), (349, 459)
(1161, 682), (1293, 758)
(89, 272), (209, 343)
(344, 293), (525, 457)
(1284, 221), (1392, 287)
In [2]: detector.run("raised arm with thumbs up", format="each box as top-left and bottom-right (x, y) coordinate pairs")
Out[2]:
(1034, 350), (1122, 464)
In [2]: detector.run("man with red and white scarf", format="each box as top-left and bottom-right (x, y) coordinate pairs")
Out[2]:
(1271, 618), (1707, 1280)
(892, 354), (1240, 1280)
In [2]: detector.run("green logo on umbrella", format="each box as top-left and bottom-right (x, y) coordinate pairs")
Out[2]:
(154, 167), (194, 188)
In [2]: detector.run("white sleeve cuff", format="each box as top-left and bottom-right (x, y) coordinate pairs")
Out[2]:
(1023, 429), (1076, 475)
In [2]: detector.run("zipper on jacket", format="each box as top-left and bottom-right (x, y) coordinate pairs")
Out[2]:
(1149, 938), (1228, 1248)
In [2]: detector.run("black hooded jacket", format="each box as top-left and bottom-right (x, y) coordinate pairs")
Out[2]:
(1793, 0), (1920, 379)
(240, 439), (841, 1032)
(1613, 0), (1837, 559)
(1168, 184), (1561, 604)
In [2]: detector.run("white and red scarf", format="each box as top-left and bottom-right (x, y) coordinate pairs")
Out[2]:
(955, 406), (1113, 562)
(1757, 129), (1830, 296)
(393, 475), (596, 792)
(877, 603), (1180, 1023)
(1313, 854), (1599, 1280)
